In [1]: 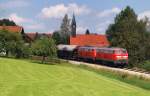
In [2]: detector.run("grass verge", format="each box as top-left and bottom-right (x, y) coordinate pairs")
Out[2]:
(61, 63), (150, 90)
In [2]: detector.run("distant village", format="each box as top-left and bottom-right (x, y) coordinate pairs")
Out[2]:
(0, 14), (110, 47)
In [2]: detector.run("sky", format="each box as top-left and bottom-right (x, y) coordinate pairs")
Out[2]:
(0, 0), (150, 34)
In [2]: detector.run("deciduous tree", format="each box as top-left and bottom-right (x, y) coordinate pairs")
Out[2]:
(31, 37), (57, 63)
(106, 6), (149, 66)
(59, 14), (70, 44)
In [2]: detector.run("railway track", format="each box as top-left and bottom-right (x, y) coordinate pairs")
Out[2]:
(123, 68), (150, 75)
(67, 60), (150, 80)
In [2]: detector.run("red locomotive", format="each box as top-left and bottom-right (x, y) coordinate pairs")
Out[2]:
(77, 46), (97, 61)
(57, 45), (128, 67)
(95, 47), (128, 66)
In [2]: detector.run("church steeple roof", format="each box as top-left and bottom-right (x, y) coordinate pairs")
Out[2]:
(71, 13), (76, 37)
(71, 13), (76, 26)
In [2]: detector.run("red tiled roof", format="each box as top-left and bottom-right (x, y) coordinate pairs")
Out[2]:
(43, 33), (51, 38)
(25, 32), (52, 41)
(25, 32), (37, 41)
(70, 34), (110, 47)
(0, 26), (23, 33)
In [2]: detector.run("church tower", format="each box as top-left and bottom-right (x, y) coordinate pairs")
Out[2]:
(71, 14), (76, 37)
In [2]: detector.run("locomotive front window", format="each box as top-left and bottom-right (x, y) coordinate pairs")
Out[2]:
(115, 49), (127, 54)
(115, 50), (122, 54)
(122, 49), (127, 54)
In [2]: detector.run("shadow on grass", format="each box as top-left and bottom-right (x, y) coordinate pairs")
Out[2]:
(30, 60), (57, 65)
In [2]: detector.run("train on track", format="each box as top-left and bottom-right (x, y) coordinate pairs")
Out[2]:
(57, 45), (128, 67)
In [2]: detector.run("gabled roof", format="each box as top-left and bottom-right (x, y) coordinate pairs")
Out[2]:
(0, 26), (23, 33)
(25, 32), (52, 41)
(70, 34), (110, 47)
(25, 32), (37, 41)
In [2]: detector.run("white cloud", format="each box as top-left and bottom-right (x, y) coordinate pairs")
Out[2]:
(98, 7), (121, 18)
(41, 4), (68, 19)
(77, 26), (87, 34)
(25, 23), (45, 30)
(96, 20), (112, 34)
(138, 11), (150, 20)
(67, 3), (90, 15)
(40, 3), (90, 19)
(0, 0), (29, 8)
(97, 20), (112, 27)
(8, 13), (31, 24)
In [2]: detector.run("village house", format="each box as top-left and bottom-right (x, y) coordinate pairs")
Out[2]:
(0, 25), (25, 35)
(24, 32), (51, 43)
(69, 14), (110, 47)
(0, 25), (52, 43)
(0, 17), (110, 47)
(70, 34), (109, 47)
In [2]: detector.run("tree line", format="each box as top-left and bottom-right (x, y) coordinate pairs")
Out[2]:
(0, 19), (57, 63)
(0, 29), (57, 63)
(0, 6), (150, 67)
(106, 6), (150, 67)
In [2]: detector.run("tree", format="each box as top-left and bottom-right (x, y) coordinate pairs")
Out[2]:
(0, 30), (7, 54)
(52, 31), (61, 45)
(31, 37), (57, 63)
(0, 29), (18, 56)
(60, 14), (70, 44)
(12, 40), (31, 58)
(0, 19), (16, 26)
(0, 28), (30, 58)
(85, 29), (90, 35)
(106, 6), (149, 66)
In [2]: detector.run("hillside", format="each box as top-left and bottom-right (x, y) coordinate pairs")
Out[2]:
(0, 58), (150, 96)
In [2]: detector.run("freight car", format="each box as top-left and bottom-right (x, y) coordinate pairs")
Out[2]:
(57, 44), (78, 59)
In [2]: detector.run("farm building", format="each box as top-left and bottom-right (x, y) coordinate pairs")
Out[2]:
(70, 34), (110, 47)
(0, 25), (24, 34)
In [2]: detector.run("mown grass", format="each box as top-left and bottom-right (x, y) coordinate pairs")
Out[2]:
(0, 57), (150, 96)
(69, 64), (150, 90)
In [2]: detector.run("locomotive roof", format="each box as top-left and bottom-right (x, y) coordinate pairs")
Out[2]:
(78, 46), (97, 49)
(96, 47), (126, 51)
(79, 46), (126, 51)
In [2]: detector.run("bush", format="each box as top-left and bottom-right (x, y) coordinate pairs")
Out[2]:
(139, 61), (150, 71)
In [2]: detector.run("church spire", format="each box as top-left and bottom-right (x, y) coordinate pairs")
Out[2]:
(71, 13), (76, 37)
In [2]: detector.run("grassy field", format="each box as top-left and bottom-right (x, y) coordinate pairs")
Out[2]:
(0, 58), (150, 96)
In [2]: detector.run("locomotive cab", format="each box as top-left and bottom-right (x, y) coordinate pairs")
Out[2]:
(113, 48), (128, 65)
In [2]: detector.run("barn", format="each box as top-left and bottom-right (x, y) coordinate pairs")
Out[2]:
(70, 34), (110, 47)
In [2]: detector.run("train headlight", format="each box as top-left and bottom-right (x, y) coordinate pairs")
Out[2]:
(116, 56), (121, 59)
(123, 56), (128, 59)
(116, 56), (128, 60)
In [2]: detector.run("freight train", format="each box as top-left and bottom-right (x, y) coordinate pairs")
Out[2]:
(57, 45), (128, 67)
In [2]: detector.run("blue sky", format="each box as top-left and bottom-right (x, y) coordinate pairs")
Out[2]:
(1, 0), (150, 34)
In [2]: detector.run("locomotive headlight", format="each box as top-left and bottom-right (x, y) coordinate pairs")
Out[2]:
(123, 56), (128, 59)
(116, 56), (121, 57)
(116, 56), (121, 58)
(116, 56), (121, 60)
(116, 56), (128, 60)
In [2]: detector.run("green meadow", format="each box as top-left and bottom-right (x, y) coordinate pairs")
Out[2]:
(0, 57), (150, 96)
